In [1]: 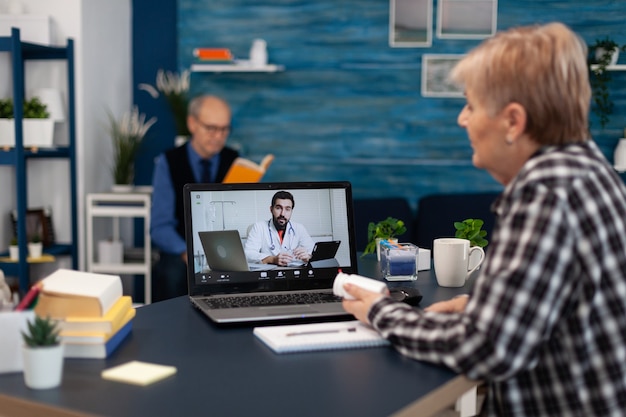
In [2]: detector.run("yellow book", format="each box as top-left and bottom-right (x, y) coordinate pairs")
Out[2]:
(57, 296), (132, 333)
(223, 154), (274, 183)
(60, 307), (136, 344)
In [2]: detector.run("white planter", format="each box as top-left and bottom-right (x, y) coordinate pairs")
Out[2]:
(595, 47), (619, 67)
(22, 344), (64, 389)
(28, 242), (43, 259)
(614, 138), (626, 172)
(98, 240), (124, 264)
(0, 118), (55, 148)
(9, 245), (19, 260)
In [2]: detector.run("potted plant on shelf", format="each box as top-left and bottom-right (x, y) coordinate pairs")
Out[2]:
(21, 315), (64, 389)
(588, 37), (626, 129)
(107, 106), (157, 191)
(28, 234), (43, 259)
(362, 216), (407, 260)
(138, 69), (190, 146)
(0, 97), (53, 148)
(9, 236), (19, 260)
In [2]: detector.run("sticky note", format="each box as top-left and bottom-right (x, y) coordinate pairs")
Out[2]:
(101, 360), (176, 386)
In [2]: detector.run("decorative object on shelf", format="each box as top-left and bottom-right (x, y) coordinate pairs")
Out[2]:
(11, 207), (56, 247)
(0, 96), (54, 148)
(588, 37), (626, 129)
(249, 39), (268, 68)
(107, 107), (156, 187)
(138, 69), (190, 141)
(362, 217), (407, 260)
(28, 234), (43, 259)
(614, 129), (626, 172)
(98, 239), (124, 264)
(21, 315), (64, 390)
(9, 236), (19, 260)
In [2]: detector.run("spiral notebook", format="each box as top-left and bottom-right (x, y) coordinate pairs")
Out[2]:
(253, 320), (389, 354)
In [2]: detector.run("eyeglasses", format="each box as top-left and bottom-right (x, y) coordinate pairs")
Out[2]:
(194, 117), (231, 135)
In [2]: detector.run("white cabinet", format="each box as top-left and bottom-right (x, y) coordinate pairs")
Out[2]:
(86, 193), (151, 304)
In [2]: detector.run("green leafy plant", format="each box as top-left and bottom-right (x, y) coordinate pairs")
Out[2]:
(30, 233), (41, 244)
(0, 97), (50, 119)
(588, 37), (626, 129)
(10, 236), (18, 246)
(21, 315), (60, 347)
(107, 107), (157, 185)
(454, 218), (488, 248)
(362, 217), (407, 256)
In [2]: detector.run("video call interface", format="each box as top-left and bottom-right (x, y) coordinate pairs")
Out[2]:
(186, 184), (357, 286)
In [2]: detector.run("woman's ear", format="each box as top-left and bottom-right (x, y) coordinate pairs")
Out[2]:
(502, 102), (527, 141)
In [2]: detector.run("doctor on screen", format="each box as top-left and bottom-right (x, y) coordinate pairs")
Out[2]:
(245, 191), (315, 266)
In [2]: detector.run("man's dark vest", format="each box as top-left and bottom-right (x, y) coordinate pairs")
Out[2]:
(165, 145), (239, 239)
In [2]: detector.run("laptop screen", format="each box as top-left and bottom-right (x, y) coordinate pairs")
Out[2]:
(183, 181), (359, 295)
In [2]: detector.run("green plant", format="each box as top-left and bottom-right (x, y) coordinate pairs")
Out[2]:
(0, 97), (49, 119)
(21, 315), (60, 347)
(10, 236), (18, 246)
(30, 234), (41, 244)
(454, 218), (488, 248)
(138, 69), (190, 136)
(588, 37), (626, 129)
(107, 107), (157, 185)
(362, 217), (407, 255)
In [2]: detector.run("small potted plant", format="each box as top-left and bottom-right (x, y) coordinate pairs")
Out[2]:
(454, 218), (488, 269)
(28, 234), (43, 259)
(21, 315), (64, 389)
(107, 106), (157, 191)
(362, 216), (407, 260)
(9, 236), (19, 260)
(588, 37), (626, 129)
(0, 97), (53, 147)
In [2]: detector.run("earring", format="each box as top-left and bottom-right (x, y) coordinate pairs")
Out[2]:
(505, 136), (514, 145)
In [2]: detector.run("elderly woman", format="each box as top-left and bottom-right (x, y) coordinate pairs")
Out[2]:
(342, 23), (626, 416)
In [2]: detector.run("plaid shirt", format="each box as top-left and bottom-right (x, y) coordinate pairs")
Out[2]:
(369, 141), (626, 416)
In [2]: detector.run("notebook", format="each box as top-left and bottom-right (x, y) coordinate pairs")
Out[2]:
(253, 320), (389, 353)
(199, 230), (277, 272)
(183, 181), (359, 324)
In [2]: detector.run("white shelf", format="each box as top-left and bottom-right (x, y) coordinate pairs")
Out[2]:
(590, 64), (626, 71)
(191, 60), (284, 73)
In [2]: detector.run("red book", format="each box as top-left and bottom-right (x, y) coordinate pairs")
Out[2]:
(14, 282), (42, 311)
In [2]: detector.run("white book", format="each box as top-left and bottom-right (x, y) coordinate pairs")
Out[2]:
(253, 320), (389, 354)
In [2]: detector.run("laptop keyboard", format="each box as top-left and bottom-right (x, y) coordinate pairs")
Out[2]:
(202, 292), (342, 309)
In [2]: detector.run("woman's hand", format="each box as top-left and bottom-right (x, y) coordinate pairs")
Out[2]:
(341, 283), (388, 324)
(424, 295), (469, 313)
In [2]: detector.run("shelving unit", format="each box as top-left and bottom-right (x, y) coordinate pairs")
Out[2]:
(0, 28), (78, 294)
(590, 64), (626, 71)
(86, 193), (152, 304)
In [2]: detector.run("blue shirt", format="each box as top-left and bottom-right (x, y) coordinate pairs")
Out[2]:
(150, 142), (221, 255)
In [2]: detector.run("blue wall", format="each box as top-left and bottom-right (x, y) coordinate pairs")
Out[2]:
(133, 0), (626, 211)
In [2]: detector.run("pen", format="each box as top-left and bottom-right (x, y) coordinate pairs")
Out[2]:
(286, 327), (357, 337)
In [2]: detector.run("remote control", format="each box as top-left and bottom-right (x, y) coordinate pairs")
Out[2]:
(333, 273), (388, 300)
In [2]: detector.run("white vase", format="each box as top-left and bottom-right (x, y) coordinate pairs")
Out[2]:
(111, 184), (133, 193)
(614, 138), (626, 172)
(595, 47), (619, 66)
(22, 344), (64, 389)
(250, 39), (268, 68)
(28, 242), (43, 259)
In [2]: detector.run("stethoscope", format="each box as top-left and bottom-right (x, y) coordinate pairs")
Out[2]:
(268, 220), (296, 251)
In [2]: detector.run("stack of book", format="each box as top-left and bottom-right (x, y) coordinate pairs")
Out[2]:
(33, 269), (135, 359)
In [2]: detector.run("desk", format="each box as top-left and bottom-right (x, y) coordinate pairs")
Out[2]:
(0, 256), (478, 417)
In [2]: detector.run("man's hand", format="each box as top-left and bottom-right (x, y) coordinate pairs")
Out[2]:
(292, 247), (311, 262)
(341, 283), (388, 324)
(264, 253), (294, 266)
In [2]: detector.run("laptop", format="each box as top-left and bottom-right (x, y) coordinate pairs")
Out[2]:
(199, 230), (277, 272)
(183, 181), (359, 324)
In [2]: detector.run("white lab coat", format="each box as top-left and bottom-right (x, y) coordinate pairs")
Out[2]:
(244, 220), (315, 263)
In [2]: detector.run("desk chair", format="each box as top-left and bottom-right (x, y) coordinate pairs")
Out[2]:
(353, 198), (414, 252)
(414, 192), (500, 250)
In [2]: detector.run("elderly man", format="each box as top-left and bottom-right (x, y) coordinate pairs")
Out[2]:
(151, 95), (238, 302)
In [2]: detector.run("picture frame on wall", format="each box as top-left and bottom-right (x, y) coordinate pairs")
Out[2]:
(421, 54), (465, 98)
(389, 0), (433, 47)
(10, 207), (56, 246)
(437, 0), (498, 39)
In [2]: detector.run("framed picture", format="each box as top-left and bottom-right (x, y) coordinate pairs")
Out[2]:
(437, 0), (497, 39)
(11, 207), (55, 246)
(389, 0), (433, 47)
(421, 54), (465, 98)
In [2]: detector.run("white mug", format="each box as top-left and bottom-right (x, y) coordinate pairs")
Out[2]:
(433, 238), (485, 287)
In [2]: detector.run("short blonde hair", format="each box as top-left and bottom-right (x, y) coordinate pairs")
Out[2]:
(450, 22), (590, 145)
